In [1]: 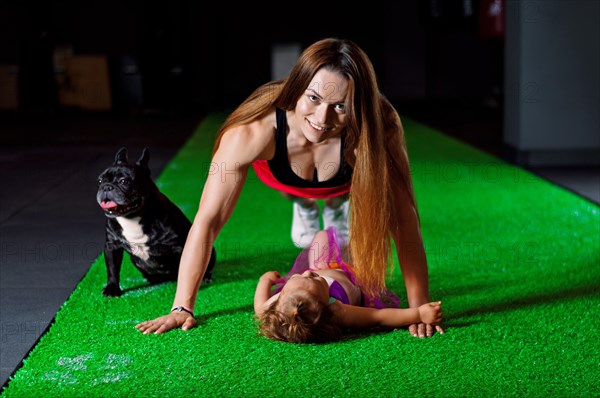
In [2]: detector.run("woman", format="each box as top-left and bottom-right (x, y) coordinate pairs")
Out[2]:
(136, 37), (440, 338)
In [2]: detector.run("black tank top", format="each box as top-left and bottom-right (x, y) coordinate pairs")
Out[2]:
(267, 108), (353, 188)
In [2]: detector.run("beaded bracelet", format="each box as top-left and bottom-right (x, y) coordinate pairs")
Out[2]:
(171, 306), (194, 317)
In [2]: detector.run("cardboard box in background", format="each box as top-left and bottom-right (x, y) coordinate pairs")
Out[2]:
(58, 55), (112, 111)
(0, 65), (19, 110)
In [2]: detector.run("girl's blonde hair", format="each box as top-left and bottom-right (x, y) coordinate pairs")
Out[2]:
(257, 292), (341, 343)
(213, 38), (418, 296)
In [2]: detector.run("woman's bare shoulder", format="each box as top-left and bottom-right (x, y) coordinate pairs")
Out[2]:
(217, 109), (277, 162)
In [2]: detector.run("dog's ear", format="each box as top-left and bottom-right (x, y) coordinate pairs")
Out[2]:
(114, 147), (128, 165)
(136, 147), (150, 168)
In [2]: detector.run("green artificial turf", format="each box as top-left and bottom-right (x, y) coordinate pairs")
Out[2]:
(2, 113), (599, 397)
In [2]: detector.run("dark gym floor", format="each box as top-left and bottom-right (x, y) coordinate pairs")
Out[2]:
(0, 110), (202, 386)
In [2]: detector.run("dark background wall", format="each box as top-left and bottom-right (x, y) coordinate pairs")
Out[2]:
(0, 0), (502, 115)
(0, 0), (597, 388)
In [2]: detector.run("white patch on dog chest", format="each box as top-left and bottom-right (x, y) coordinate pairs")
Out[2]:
(116, 217), (150, 261)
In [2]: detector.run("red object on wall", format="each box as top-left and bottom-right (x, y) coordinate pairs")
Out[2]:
(479, 0), (505, 40)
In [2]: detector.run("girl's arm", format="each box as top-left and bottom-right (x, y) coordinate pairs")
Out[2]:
(136, 125), (263, 335)
(254, 271), (281, 316)
(333, 301), (443, 330)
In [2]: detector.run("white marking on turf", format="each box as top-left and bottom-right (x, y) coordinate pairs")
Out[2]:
(103, 354), (133, 369)
(105, 320), (145, 325)
(122, 284), (163, 298)
(57, 353), (93, 371)
(116, 216), (150, 261)
(42, 352), (133, 386)
(94, 372), (129, 384)
(93, 354), (132, 385)
(42, 353), (94, 385)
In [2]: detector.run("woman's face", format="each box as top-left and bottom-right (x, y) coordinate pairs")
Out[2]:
(294, 68), (349, 144)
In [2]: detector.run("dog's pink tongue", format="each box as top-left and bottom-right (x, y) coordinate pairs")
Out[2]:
(100, 201), (118, 210)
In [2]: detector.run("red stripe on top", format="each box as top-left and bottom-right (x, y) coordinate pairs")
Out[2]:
(251, 159), (351, 199)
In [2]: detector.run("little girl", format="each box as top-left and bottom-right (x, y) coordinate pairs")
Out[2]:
(253, 227), (443, 343)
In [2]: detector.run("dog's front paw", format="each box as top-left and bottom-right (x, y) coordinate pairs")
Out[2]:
(102, 283), (122, 297)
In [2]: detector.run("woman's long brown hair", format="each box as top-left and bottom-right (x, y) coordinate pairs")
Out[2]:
(212, 38), (418, 295)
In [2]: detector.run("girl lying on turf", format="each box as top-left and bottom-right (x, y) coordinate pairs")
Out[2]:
(253, 228), (443, 343)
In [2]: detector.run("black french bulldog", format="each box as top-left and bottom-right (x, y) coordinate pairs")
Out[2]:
(96, 147), (216, 297)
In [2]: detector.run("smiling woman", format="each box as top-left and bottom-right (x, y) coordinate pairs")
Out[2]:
(136, 37), (440, 339)
(250, 68), (354, 222)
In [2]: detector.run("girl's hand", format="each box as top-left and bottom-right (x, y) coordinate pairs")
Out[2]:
(135, 312), (196, 335)
(411, 302), (444, 338)
(260, 271), (282, 285)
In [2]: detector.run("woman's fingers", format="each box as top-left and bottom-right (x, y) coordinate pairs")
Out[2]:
(135, 313), (194, 335)
(135, 321), (154, 334)
(426, 323), (434, 337)
(182, 316), (197, 331)
(418, 323), (426, 338)
(409, 323), (418, 337)
(409, 322), (444, 338)
(410, 323), (427, 338)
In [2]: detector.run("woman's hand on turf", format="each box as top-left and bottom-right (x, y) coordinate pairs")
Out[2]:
(409, 322), (444, 338)
(135, 312), (196, 335)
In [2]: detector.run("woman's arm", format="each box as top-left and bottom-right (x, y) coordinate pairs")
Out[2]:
(391, 180), (443, 337)
(381, 97), (442, 337)
(392, 192), (430, 309)
(333, 301), (443, 330)
(136, 125), (266, 334)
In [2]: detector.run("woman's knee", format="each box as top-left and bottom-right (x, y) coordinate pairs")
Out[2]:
(324, 194), (349, 209)
(280, 192), (316, 208)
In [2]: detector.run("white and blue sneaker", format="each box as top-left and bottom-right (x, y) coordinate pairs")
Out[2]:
(291, 202), (320, 248)
(322, 200), (350, 246)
